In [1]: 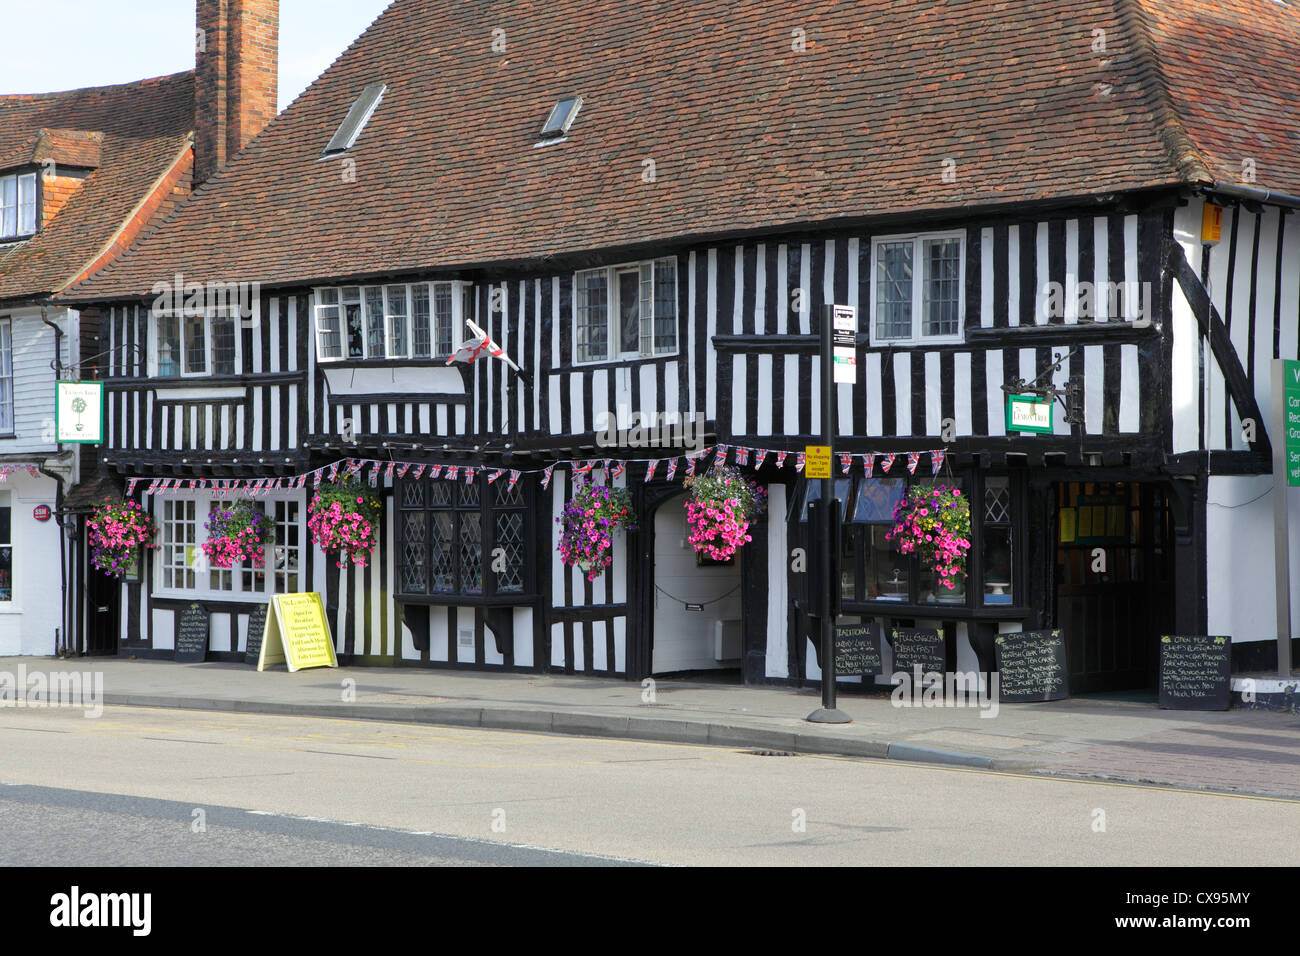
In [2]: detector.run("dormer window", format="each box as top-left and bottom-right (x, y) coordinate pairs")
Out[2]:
(539, 97), (582, 140)
(0, 172), (37, 240)
(322, 83), (387, 156)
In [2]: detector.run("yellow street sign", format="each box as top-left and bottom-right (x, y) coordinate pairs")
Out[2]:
(805, 445), (832, 479)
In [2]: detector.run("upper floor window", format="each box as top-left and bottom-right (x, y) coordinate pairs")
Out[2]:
(574, 257), (677, 364)
(0, 172), (38, 240)
(314, 281), (470, 362)
(152, 307), (242, 378)
(870, 231), (964, 346)
(0, 318), (12, 434)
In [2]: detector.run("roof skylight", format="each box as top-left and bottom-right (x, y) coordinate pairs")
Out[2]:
(539, 97), (582, 139)
(323, 83), (388, 156)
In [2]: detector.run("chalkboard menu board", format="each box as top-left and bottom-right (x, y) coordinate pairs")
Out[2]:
(834, 623), (882, 676)
(174, 603), (209, 663)
(1159, 634), (1231, 711)
(994, 629), (1068, 702)
(244, 604), (268, 666)
(889, 628), (946, 677)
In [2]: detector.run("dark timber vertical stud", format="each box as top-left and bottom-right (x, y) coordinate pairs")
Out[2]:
(742, 504), (769, 684)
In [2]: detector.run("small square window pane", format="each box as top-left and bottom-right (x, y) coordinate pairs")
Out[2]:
(923, 238), (961, 337)
(875, 241), (913, 340)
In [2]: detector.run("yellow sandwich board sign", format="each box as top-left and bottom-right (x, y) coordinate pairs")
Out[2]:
(257, 592), (338, 672)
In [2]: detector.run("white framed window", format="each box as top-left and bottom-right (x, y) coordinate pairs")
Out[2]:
(0, 318), (13, 434)
(0, 172), (38, 240)
(573, 257), (677, 365)
(869, 231), (965, 346)
(314, 281), (467, 361)
(156, 494), (305, 600)
(153, 307), (242, 377)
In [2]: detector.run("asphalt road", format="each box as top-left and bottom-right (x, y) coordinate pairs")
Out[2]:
(2, 705), (1298, 866)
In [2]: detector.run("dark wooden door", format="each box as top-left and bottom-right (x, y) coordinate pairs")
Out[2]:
(1052, 482), (1174, 693)
(85, 546), (119, 656)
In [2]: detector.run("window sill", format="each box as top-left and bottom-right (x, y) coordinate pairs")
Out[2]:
(395, 591), (537, 607)
(319, 357), (457, 368)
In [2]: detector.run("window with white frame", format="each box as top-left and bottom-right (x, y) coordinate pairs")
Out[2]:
(870, 232), (965, 345)
(153, 307), (241, 377)
(158, 496), (304, 598)
(0, 318), (13, 434)
(574, 257), (677, 364)
(314, 281), (470, 361)
(0, 171), (38, 240)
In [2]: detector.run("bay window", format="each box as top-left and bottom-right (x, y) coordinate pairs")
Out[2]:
(314, 281), (469, 361)
(157, 496), (303, 599)
(574, 257), (677, 364)
(396, 472), (532, 600)
(797, 470), (1020, 610)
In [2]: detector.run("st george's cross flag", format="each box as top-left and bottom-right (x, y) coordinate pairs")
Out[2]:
(445, 320), (523, 374)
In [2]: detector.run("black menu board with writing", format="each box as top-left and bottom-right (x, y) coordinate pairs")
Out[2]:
(1159, 634), (1231, 711)
(174, 603), (209, 663)
(244, 604), (269, 666)
(834, 623), (882, 676)
(889, 628), (946, 677)
(994, 629), (1068, 702)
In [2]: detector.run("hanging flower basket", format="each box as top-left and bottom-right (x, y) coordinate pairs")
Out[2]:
(88, 499), (158, 579)
(884, 484), (972, 590)
(684, 463), (767, 564)
(307, 479), (382, 569)
(202, 499), (275, 570)
(557, 479), (636, 581)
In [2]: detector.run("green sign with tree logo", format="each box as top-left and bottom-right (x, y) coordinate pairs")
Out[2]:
(1285, 359), (1300, 487)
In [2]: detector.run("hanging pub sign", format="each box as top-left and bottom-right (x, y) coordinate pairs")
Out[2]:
(55, 381), (105, 444)
(1158, 635), (1231, 711)
(1006, 393), (1053, 434)
(257, 592), (338, 672)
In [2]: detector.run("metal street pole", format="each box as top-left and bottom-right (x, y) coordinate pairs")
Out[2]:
(807, 304), (851, 724)
(1272, 360), (1293, 675)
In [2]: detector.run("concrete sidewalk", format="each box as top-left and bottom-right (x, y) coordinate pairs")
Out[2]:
(6, 657), (1300, 798)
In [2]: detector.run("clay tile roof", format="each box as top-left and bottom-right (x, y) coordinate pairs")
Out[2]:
(64, 0), (1300, 302)
(0, 72), (194, 304)
(0, 128), (104, 172)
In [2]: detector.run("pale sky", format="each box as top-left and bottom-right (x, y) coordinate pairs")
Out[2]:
(0, 0), (396, 112)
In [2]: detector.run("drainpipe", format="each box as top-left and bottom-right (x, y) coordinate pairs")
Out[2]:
(39, 304), (71, 658)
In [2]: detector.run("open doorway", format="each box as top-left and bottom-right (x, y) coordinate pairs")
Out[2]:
(1053, 481), (1174, 694)
(649, 493), (744, 676)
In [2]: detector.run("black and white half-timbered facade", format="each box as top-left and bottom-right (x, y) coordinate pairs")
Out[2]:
(65, 0), (1300, 693)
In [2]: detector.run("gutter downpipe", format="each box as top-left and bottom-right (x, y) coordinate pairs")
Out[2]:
(39, 304), (72, 659)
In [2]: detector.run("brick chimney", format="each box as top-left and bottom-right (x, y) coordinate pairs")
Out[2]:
(194, 0), (279, 185)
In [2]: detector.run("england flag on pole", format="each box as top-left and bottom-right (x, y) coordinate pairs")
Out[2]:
(445, 320), (523, 374)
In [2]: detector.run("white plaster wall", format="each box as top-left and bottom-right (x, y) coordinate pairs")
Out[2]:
(0, 472), (63, 656)
(1206, 475), (1300, 645)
